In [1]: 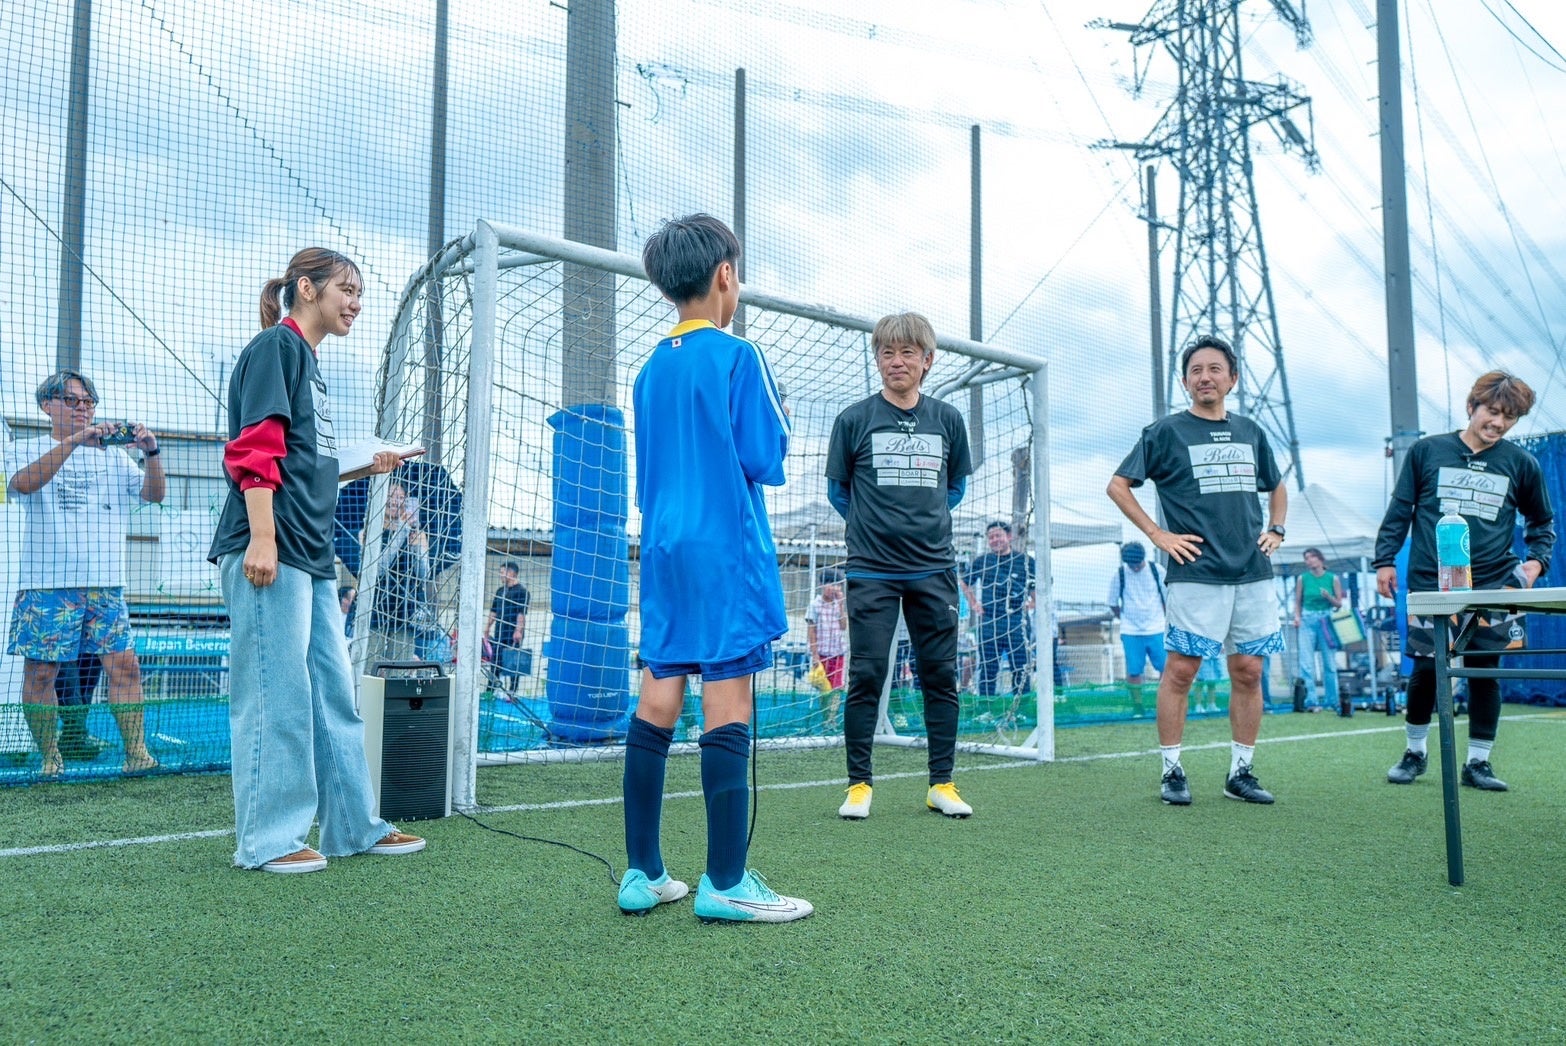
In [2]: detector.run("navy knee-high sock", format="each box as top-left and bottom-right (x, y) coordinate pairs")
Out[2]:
(699, 721), (751, 891)
(623, 716), (674, 879)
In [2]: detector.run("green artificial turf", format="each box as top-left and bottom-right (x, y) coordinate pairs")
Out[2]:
(3, 711), (1564, 1043)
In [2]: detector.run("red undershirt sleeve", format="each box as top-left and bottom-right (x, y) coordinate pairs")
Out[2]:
(224, 417), (288, 492)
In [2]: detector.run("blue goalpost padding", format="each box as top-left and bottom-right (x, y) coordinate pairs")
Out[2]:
(546, 405), (632, 742)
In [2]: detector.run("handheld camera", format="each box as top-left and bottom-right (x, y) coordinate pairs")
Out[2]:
(100, 422), (137, 446)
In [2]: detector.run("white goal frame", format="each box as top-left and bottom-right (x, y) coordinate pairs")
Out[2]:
(369, 221), (1055, 811)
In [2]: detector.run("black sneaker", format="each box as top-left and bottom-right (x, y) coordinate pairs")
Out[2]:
(1461, 759), (1509, 792)
(1386, 749), (1428, 785)
(1160, 765), (1192, 806)
(1223, 764), (1275, 804)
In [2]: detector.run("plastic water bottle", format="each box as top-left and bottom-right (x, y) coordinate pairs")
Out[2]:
(1436, 511), (1471, 592)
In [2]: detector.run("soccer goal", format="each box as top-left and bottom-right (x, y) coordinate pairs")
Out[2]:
(357, 221), (1054, 810)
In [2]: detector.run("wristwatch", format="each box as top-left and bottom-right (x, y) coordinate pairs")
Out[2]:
(1266, 524), (1286, 538)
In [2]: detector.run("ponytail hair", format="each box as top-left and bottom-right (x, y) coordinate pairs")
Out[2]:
(259, 247), (362, 328)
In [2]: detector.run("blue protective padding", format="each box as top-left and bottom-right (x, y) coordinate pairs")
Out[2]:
(545, 617), (632, 742)
(1505, 432), (1566, 705)
(546, 405), (632, 740)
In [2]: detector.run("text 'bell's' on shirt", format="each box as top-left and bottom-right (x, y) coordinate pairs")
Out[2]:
(3, 435), (144, 589)
(826, 392), (973, 575)
(632, 321), (791, 665)
(1115, 410), (1282, 586)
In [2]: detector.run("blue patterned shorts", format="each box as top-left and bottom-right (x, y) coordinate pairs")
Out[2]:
(6, 588), (133, 662)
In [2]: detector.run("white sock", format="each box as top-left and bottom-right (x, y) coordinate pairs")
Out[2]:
(1230, 742), (1256, 777)
(1406, 724), (1430, 756)
(1160, 745), (1182, 774)
(1466, 738), (1494, 765)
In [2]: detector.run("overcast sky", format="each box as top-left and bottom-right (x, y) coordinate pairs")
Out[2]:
(4, 0), (1565, 604)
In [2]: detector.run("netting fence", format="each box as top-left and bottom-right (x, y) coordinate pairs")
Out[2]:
(11, 1), (1436, 789)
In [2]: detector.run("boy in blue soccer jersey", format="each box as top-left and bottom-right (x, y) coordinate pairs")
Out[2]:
(619, 214), (812, 924)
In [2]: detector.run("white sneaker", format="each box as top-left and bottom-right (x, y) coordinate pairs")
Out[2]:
(838, 782), (872, 819)
(926, 782), (973, 818)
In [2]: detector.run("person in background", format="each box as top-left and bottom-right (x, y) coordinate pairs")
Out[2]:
(1374, 371), (1553, 792)
(208, 247), (424, 873)
(1292, 547), (1344, 714)
(1107, 540), (1166, 718)
(338, 585), (357, 637)
(806, 566), (847, 731)
(961, 521), (1036, 701)
(4, 370), (162, 777)
(486, 560), (531, 694)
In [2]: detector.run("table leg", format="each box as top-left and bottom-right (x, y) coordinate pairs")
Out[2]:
(1434, 616), (1463, 886)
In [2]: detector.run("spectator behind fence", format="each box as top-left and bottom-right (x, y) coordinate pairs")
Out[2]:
(53, 652), (105, 761)
(1108, 539), (1166, 718)
(960, 521), (1037, 701)
(486, 560), (531, 693)
(338, 585), (356, 637)
(828, 311), (975, 822)
(1292, 547), (1345, 714)
(363, 481), (438, 665)
(806, 566), (847, 730)
(208, 246), (424, 874)
(4, 370), (162, 777)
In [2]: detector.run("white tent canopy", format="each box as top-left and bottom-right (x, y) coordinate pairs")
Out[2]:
(1274, 483), (1383, 576)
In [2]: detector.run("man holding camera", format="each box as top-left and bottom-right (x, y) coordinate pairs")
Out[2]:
(4, 370), (162, 776)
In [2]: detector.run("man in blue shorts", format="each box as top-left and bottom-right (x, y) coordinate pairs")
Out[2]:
(1107, 336), (1288, 806)
(4, 370), (162, 776)
(619, 214), (811, 924)
(1107, 540), (1166, 718)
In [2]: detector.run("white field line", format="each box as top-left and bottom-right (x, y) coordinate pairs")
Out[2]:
(4, 712), (1563, 860)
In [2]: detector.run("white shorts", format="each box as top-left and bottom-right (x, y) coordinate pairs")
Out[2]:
(1165, 579), (1283, 659)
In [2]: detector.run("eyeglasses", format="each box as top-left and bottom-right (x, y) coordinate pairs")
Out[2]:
(54, 394), (98, 408)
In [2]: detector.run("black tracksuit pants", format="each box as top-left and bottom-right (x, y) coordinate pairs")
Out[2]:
(844, 572), (961, 786)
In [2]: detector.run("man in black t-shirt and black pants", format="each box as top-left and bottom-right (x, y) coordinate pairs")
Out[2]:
(961, 521), (1037, 699)
(1107, 336), (1288, 807)
(1374, 371), (1553, 792)
(826, 313), (974, 821)
(486, 560), (531, 693)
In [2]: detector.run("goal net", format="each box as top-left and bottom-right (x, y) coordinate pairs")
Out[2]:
(356, 222), (1054, 809)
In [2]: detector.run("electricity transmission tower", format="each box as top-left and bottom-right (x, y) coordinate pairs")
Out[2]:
(1097, 1), (1318, 490)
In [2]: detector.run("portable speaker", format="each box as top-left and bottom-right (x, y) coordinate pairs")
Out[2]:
(361, 668), (452, 821)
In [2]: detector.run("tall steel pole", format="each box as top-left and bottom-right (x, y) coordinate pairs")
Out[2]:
(969, 124), (986, 471)
(733, 68), (747, 339)
(57, 0), (91, 371)
(1378, 0), (1420, 476)
(422, 0), (449, 462)
(562, 0), (617, 407)
(1145, 164), (1165, 421)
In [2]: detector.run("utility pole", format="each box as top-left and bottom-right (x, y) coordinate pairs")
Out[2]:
(1378, 0), (1420, 478)
(57, 0), (91, 371)
(562, 0), (617, 408)
(1097, 1), (1317, 490)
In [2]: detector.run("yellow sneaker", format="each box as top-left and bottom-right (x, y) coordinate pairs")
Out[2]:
(838, 782), (872, 819)
(926, 782), (973, 818)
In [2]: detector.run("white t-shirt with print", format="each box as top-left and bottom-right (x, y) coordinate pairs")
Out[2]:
(3, 435), (144, 589)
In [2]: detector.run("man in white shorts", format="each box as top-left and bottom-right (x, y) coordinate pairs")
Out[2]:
(1106, 335), (1288, 806)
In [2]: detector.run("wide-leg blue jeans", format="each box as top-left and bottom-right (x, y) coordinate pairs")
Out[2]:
(222, 555), (394, 868)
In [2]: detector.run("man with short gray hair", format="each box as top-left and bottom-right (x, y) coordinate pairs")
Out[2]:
(3, 370), (163, 776)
